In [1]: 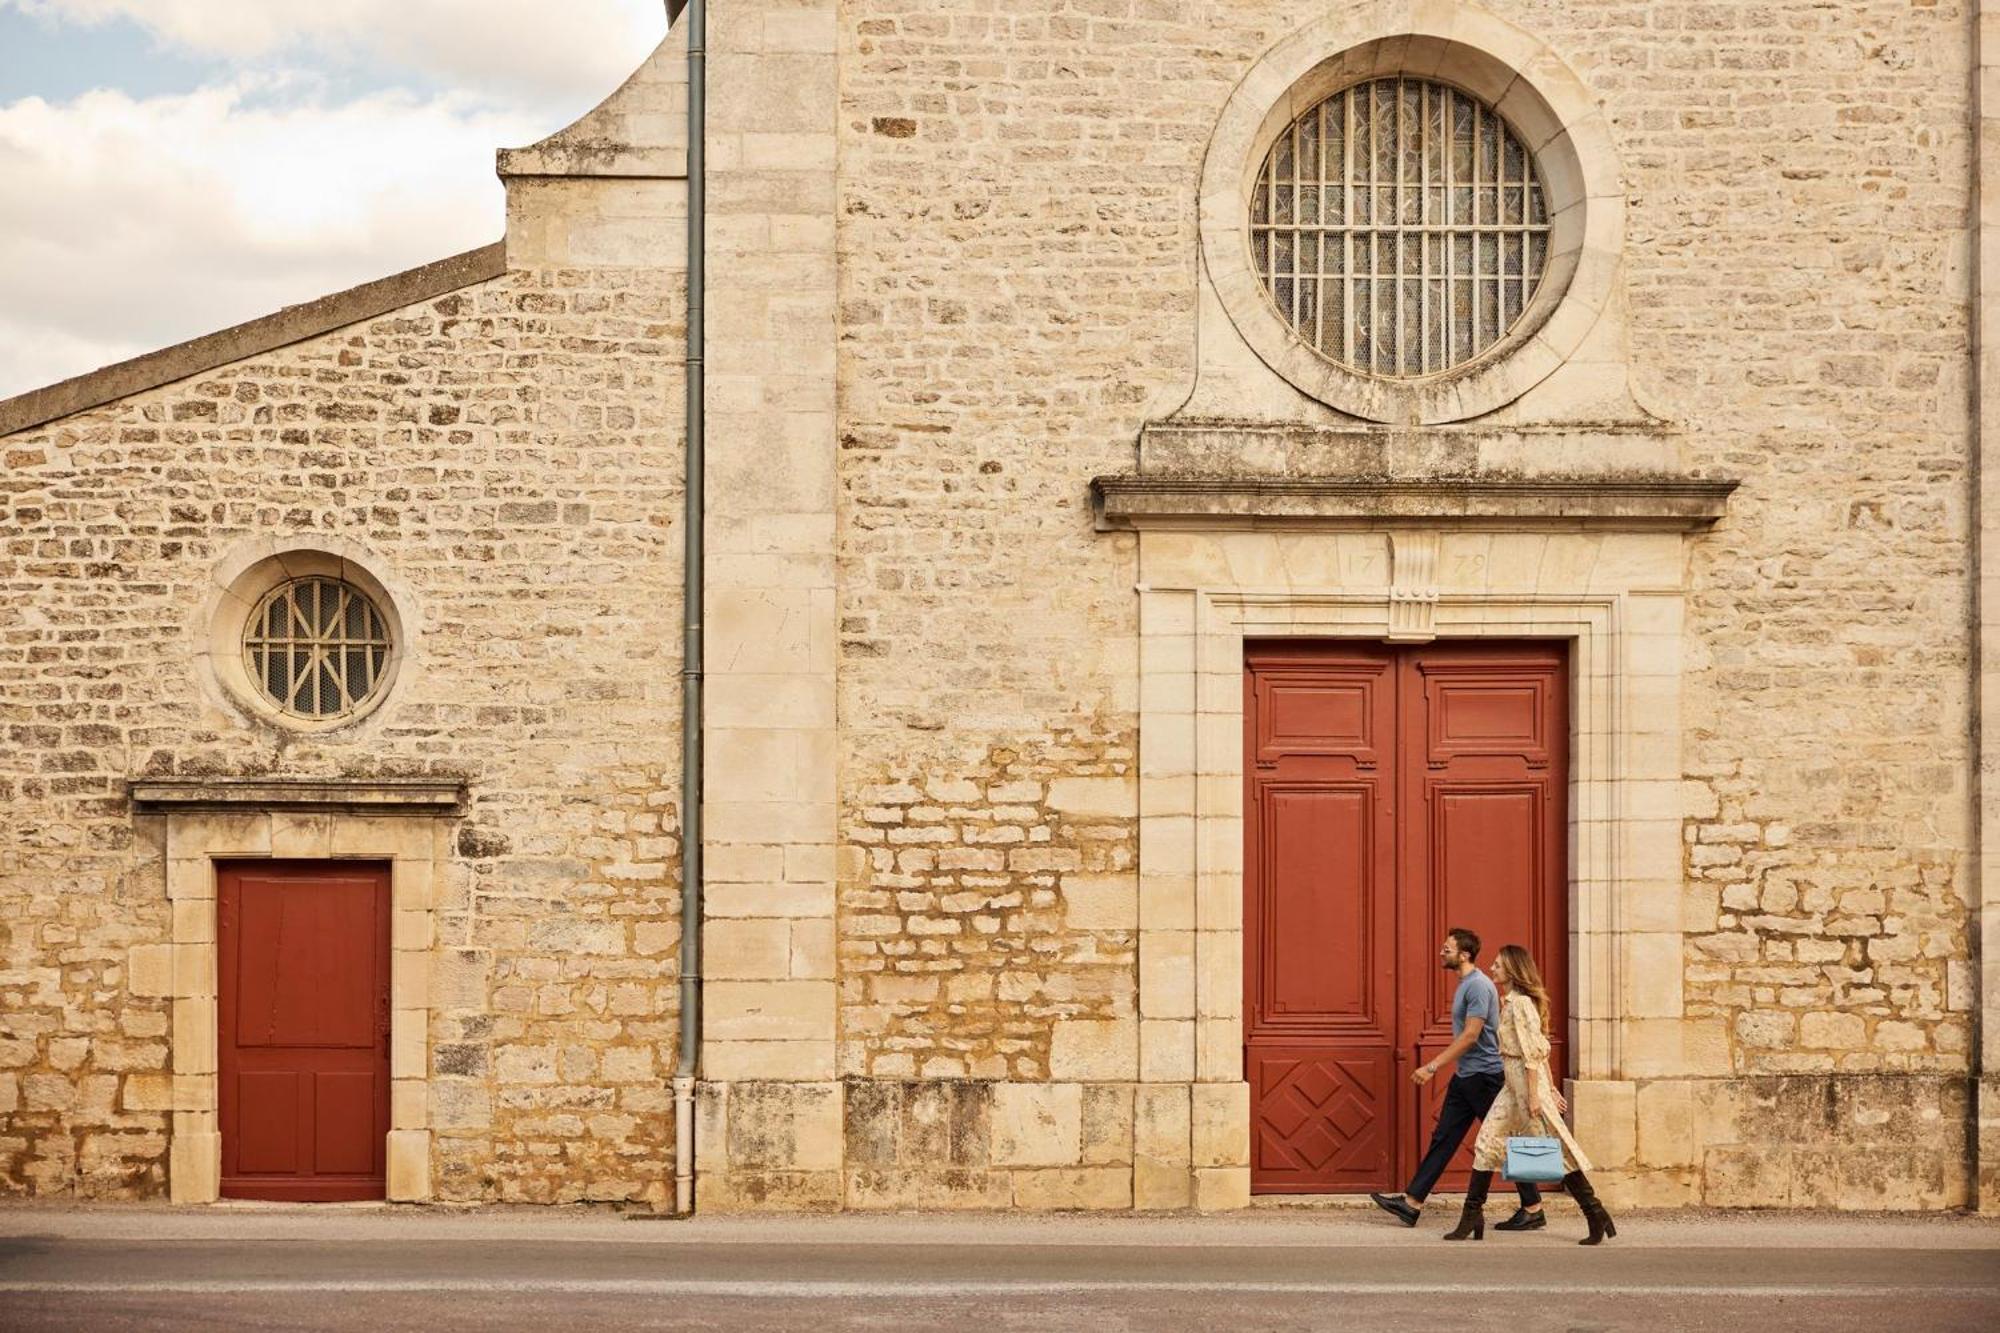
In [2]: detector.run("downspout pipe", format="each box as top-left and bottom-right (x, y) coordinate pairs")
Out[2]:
(670, 0), (705, 1218)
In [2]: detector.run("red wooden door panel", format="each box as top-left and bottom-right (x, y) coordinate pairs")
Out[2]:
(219, 861), (390, 1202)
(1246, 642), (1567, 1195)
(1401, 647), (1568, 1192)
(1243, 647), (1397, 1192)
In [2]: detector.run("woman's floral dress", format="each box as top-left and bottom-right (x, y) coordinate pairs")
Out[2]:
(1471, 991), (1593, 1175)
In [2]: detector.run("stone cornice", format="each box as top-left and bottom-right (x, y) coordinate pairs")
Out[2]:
(0, 243), (507, 440)
(129, 778), (467, 816)
(1092, 473), (1740, 532)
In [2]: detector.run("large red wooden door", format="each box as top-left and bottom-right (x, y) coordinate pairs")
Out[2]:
(1245, 641), (1567, 1194)
(219, 861), (391, 1201)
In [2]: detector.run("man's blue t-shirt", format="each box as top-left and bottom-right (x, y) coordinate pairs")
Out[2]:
(1451, 969), (1505, 1077)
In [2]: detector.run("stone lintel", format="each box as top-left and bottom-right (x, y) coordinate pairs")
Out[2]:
(0, 243), (508, 439)
(130, 778), (467, 817)
(1092, 473), (1739, 533)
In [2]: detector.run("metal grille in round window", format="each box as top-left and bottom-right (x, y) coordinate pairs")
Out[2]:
(243, 577), (392, 721)
(1251, 76), (1549, 378)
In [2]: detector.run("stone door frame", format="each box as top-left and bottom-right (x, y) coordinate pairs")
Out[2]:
(130, 780), (461, 1204)
(1133, 528), (1699, 1179)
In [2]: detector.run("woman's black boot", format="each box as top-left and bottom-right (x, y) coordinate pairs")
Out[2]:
(1563, 1171), (1617, 1245)
(1442, 1170), (1490, 1241)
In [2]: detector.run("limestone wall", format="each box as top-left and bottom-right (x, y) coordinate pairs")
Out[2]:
(0, 0), (1987, 1212)
(829, 0), (1982, 1212)
(0, 205), (689, 1205)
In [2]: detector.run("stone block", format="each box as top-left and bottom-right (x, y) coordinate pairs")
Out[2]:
(705, 919), (793, 979)
(1191, 1082), (1249, 1169)
(1799, 1012), (1865, 1049)
(698, 1169), (844, 1214)
(1063, 874), (1138, 931)
(921, 1168), (1014, 1211)
(390, 951), (431, 1010)
(843, 1079), (900, 1168)
(172, 899), (215, 944)
(1570, 1080), (1635, 1168)
(169, 1127), (220, 1204)
(392, 860), (435, 912)
(387, 1129), (432, 1201)
(127, 945), (172, 998)
(1046, 776), (1134, 818)
(991, 1082), (1083, 1168)
(726, 1081), (841, 1172)
(122, 1073), (173, 1113)
(1134, 1158), (1193, 1210)
(1048, 1018), (1138, 1081)
(1012, 1166), (1132, 1211)
(1080, 1084), (1135, 1165)
(1140, 1019), (1195, 1082)
(391, 1011), (428, 1080)
(1635, 1080), (1697, 1169)
(1192, 1165), (1250, 1212)
(171, 998), (216, 1076)
(166, 859), (215, 901)
(392, 910), (434, 952)
(1703, 1145), (1792, 1207)
(704, 1039), (837, 1080)
(1139, 931), (1195, 1019)
(392, 1078), (427, 1130)
(269, 813), (333, 858)
(704, 980), (836, 1042)
(845, 1168), (922, 1210)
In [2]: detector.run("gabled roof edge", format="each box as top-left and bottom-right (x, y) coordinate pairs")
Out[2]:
(0, 241), (508, 439)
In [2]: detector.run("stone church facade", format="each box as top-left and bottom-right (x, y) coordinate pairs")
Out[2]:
(2, 0), (1996, 1214)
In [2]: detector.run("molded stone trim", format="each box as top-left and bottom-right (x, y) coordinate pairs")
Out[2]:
(152, 809), (455, 1203)
(0, 244), (506, 439)
(1134, 527), (1707, 1188)
(132, 779), (466, 816)
(1094, 474), (1739, 532)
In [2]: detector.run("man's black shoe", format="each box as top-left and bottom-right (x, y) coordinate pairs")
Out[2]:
(1494, 1207), (1546, 1232)
(1369, 1192), (1420, 1227)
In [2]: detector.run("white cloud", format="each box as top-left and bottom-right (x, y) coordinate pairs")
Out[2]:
(0, 80), (548, 397)
(8, 0), (667, 102)
(0, 2), (670, 400)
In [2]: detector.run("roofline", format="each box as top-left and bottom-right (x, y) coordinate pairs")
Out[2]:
(0, 241), (508, 439)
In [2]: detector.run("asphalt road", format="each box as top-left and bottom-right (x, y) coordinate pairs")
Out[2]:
(2, 1228), (1996, 1331)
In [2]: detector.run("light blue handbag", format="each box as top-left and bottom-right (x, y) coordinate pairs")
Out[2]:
(1502, 1135), (1566, 1183)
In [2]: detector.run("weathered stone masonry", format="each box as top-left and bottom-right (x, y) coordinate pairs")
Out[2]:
(1, 0), (1996, 1212)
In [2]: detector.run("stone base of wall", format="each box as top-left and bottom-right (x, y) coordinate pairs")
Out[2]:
(1975, 1073), (1999, 1214)
(693, 1075), (1975, 1213)
(1581, 1074), (1973, 1211)
(693, 1079), (1250, 1213)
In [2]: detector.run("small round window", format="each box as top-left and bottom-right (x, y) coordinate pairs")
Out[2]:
(243, 577), (392, 721)
(1250, 75), (1548, 378)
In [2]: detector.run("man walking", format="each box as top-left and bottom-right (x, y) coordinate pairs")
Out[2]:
(1369, 927), (1547, 1231)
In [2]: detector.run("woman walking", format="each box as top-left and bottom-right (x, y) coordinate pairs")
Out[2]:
(1444, 944), (1617, 1245)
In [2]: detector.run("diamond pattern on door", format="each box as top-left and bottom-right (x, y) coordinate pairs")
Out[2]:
(1249, 1048), (1394, 1190)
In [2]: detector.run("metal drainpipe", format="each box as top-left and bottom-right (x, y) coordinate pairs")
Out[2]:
(670, 0), (706, 1218)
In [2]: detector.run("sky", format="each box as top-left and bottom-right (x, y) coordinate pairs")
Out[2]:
(0, 0), (669, 399)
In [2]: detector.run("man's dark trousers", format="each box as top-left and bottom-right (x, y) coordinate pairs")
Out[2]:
(1406, 1070), (1541, 1205)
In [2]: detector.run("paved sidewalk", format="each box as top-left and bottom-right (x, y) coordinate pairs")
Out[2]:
(2, 1198), (1995, 1248)
(1, 1203), (1995, 1332)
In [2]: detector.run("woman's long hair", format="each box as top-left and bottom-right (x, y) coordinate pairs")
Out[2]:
(1495, 944), (1553, 1036)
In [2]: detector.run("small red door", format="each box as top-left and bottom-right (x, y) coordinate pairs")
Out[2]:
(219, 861), (391, 1201)
(1245, 642), (1567, 1194)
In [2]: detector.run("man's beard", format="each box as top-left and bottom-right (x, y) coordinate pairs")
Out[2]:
(1440, 956), (1457, 970)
